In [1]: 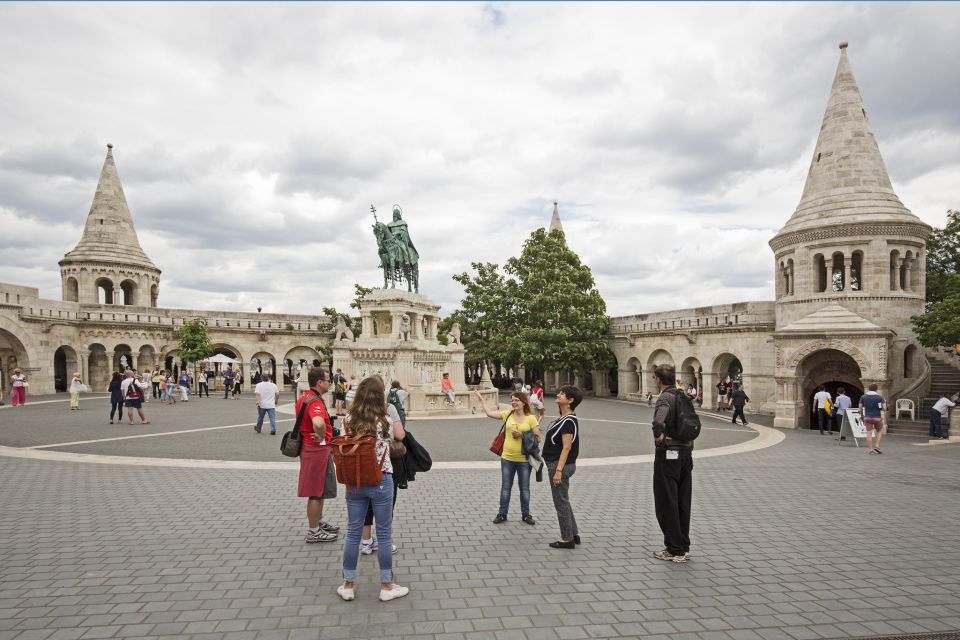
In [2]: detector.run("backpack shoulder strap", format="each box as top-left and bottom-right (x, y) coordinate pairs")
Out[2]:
(294, 390), (321, 439)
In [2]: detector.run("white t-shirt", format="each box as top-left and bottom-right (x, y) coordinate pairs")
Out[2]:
(813, 390), (832, 409)
(255, 381), (279, 409)
(933, 397), (956, 417)
(120, 378), (146, 396)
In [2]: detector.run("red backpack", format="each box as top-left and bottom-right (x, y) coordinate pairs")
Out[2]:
(330, 423), (387, 489)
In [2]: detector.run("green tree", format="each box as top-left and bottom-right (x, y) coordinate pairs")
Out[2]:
(503, 228), (612, 374)
(913, 210), (960, 347)
(177, 318), (215, 391)
(448, 228), (612, 376)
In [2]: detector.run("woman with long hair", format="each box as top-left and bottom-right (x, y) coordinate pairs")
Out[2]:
(108, 371), (124, 423)
(338, 376), (409, 602)
(476, 389), (542, 525)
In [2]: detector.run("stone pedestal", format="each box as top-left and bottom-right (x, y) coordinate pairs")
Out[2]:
(331, 289), (496, 416)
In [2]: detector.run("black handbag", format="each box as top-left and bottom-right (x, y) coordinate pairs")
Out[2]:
(280, 390), (318, 458)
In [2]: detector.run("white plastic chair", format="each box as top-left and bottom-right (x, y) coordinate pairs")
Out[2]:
(894, 398), (915, 421)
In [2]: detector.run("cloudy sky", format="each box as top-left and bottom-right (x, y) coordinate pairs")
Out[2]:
(1, 3), (958, 318)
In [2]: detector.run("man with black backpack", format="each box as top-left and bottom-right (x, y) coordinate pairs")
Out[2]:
(651, 364), (699, 564)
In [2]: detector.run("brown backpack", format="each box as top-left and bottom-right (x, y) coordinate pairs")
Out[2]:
(330, 423), (387, 489)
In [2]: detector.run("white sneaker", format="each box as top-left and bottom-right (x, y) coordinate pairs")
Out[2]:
(336, 585), (355, 601)
(360, 539), (376, 555)
(379, 584), (409, 601)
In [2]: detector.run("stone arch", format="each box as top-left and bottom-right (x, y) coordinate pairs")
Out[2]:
(786, 340), (869, 377)
(795, 348), (864, 430)
(95, 277), (114, 304)
(137, 344), (157, 371)
(251, 351), (278, 383)
(0, 324), (34, 394)
(65, 276), (79, 303)
(150, 284), (159, 307)
(86, 343), (109, 390)
(813, 253), (827, 293)
(646, 349), (674, 373)
(53, 345), (80, 393)
(113, 344), (134, 372)
(680, 356), (702, 390)
(903, 344), (918, 379)
(284, 346), (321, 388)
(120, 279), (138, 306)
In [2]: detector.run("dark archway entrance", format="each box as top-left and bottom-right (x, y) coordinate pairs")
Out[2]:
(797, 349), (863, 430)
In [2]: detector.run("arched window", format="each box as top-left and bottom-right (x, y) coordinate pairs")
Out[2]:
(911, 250), (922, 290)
(64, 277), (79, 302)
(814, 254), (827, 293)
(95, 277), (114, 304)
(786, 258), (794, 295)
(831, 252), (845, 291)
(120, 280), (137, 306)
(850, 251), (863, 291)
(890, 250), (901, 290)
(904, 344), (917, 378)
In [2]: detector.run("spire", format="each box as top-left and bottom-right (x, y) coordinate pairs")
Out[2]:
(775, 42), (923, 236)
(60, 145), (158, 270)
(549, 201), (564, 234)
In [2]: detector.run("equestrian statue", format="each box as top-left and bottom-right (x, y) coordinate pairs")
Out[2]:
(371, 204), (420, 293)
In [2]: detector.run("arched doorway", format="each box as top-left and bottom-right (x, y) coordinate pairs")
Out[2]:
(0, 328), (31, 395)
(54, 346), (79, 393)
(797, 349), (863, 430)
(114, 344), (134, 373)
(623, 357), (641, 396)
(680, 356), (702, 393)
(713, 352), (743, 384)
(87, 344), (109, 390)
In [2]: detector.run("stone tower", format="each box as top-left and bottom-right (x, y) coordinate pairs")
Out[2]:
(768, 43), (931, 429)
(59, 145), (161, 307)
(549, 201), (564, 234)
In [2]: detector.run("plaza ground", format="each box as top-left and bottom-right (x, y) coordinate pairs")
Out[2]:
(1, 393), (958, 640)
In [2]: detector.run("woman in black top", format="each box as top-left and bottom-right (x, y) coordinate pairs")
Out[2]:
(542, 385), (582, 549)
(108, 371), (124, 424)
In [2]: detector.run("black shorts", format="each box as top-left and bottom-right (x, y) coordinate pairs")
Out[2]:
(333, 393), (346, 402)
(124, 399), (142, 409)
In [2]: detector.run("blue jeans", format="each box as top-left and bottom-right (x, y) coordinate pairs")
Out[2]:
(930, 410), (944, 438)
(256, 407), (276, 433)
(343, 473), (394, 583)
(499, 459), (531, 516)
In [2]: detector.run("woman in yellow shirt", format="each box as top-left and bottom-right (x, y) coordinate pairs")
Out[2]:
(477, 390), (541, 525)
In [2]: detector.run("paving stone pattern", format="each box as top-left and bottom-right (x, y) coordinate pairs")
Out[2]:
(1, 409), (959, 639)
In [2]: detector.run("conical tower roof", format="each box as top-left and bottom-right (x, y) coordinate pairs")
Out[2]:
(549, 201), (564, 233)
(775, 43), (925, 238)
(60, 144), (159, 271)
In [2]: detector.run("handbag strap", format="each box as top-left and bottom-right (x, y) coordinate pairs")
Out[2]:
(293, 389), (320, 441)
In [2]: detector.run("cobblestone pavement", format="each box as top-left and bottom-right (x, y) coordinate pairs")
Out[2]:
(1, 396), (958, 639)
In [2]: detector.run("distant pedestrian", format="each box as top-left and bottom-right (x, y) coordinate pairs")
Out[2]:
(441, 372), (456, 405)
(141, 369), (152, 403)
(164, 371), (177, 405)
(387, 380), (408, 427)
(813, 385), (832, 435)
(476, 389), (541, 525)
(298, 368), (339, 543)
(69, 372), (84, 410)
(108, 371), (124, 424)
(178, 371), (190, 402)
(729, 384), (749, 425)
(223, 365), (235, 399)
(121, 370), (150, 425)
(859, 383), (886, 454)
(233, 370), (243, 398)
(543, 385), (582, 549)
(198, 370), (209, 398)
(254, 374), (280, 435)
(930, 394), (955, 440)
(333, 368), (348, 416)
(338, 375), (408, 603)
(10, 368), (27, 407)
(530, 379), (545, 420)
(716, 379), (728, 411)
(651, 364), (693, 564)
(834, 387), (852, 437)
(151, 367), (161, 399)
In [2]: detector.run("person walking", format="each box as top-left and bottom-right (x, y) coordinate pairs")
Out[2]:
(164, 371), (177, 405)
(198, 370), (209, 398)
(338, 376), (409, 603)
(10, 368), (27, 407)
(233, 369), (243, 399)
(716, 378), (728, 411)
(729, 383), (749, 425)
(333, 368), (348, 416)
(859, 383), (887, 454)
(386, 380), (408, 427)
(530, 379), (545, 421)
(833, 387), (852, 438)
(651, 364), (694, 563)
(813, 385), (832, 434)
(476, 389), (541, 525)
(254, 374), (280, 435)
(297, 368), (340, 543)
(121, 370), (150, 425)
(543, 385), (582, 549)
(141, 369), (152, 403)
(930, 394), (955, 440)
(69, 372), (85, 410)
(108, 371), (124, 424)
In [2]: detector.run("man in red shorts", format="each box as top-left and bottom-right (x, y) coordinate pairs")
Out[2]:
(858, 383), (887, 454)
(297, 368), (340, 542)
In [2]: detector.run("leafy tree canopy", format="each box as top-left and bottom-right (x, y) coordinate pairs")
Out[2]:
(913, 210), (960, 347)
(177, 318), (214, 364)
(448, 228), (612, 373)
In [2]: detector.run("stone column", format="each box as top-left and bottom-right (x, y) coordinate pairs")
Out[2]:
(788, 263), (795, 295)
(896, 258), (905, 291)
(113, 287), (121, 305)
(617, 368), (632, 399)
(844, 256), (852, 292)
(106, 350), (115, 373)
(79, 350), (91, 387)
(702, 371), (717, 410)
(903, 259), (913, 292)
(361, 313), (373, 338)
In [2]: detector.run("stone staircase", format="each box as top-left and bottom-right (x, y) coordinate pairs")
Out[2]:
(887, 349), (960, 437)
